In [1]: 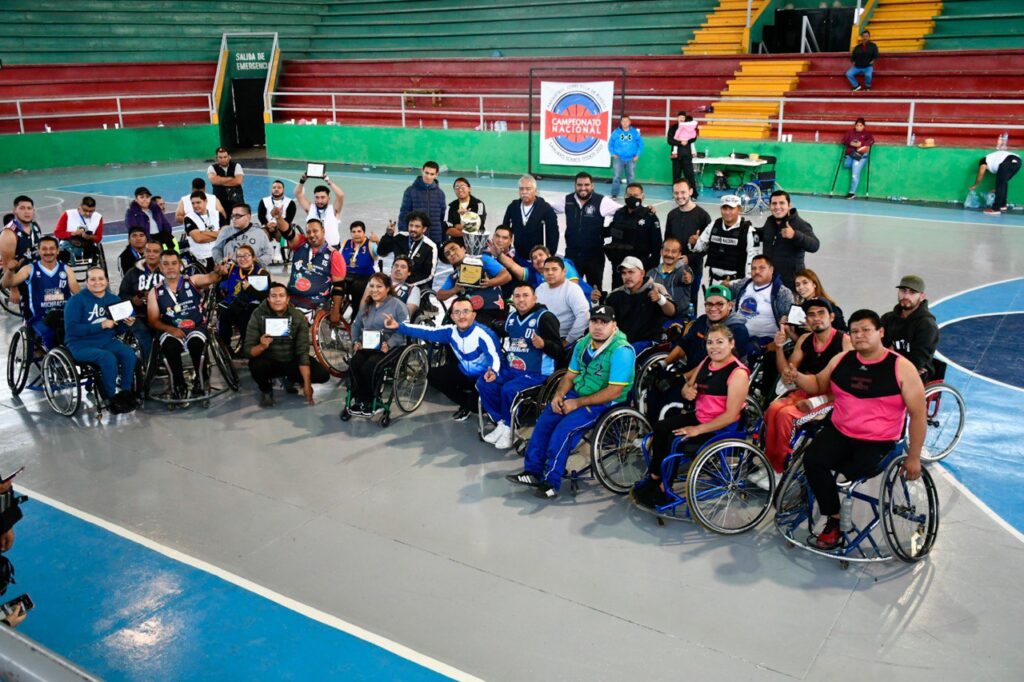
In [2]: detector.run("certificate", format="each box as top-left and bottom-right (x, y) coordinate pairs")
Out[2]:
(108, 300), (135, 322)
(305, 162), (326, 179)
(362, 330), (382, 350)
(265, 318), (290, 337)
(248, 275), (269, 291)
(787, 304), (807, 327)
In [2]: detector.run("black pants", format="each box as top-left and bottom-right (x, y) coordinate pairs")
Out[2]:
(648, 411), (711, 478)
(803, 422), (895, 516)
(345, 275), (370, 313)
(643, 371), (688, 424)
(348, 347), (403, 401)
(994, 155), (1021, 209)
(217, 302), (256, 348)
(573, 253), (606, 292)
(248, 355), (330, 393)
(427, 358), (478, 410)
(160, 334), (206, 389)
(672, 154), (697, 194)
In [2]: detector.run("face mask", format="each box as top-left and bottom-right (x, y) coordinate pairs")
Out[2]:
(625, 197), (641, 209)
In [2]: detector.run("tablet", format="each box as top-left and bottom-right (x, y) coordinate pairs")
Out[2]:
(108, 300), (135, 322)
(787, 304), (806, 327)
(305, 162), (326, 179)
(362, 330), (382, 350)
(265, 318), (290, 337)
(248, 275), (269, 291)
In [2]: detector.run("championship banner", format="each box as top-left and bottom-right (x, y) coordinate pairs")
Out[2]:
(539, 81), (614, 167)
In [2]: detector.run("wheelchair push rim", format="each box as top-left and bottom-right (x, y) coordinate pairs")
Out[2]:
(686, 439), (775, 535)
(7, 327), (32, 395)
(592, 407), (651, 495)
(209, 337), (240, 392)
(920, 383), (966, 463)
(394, 344), (429, 413)
(880, 455), (940, 563)
(42, 349), (82, 417)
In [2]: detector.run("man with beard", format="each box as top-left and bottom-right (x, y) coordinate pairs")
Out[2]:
(259, 179), (297, 263)
(760, 190), (819, 290)
(296, 173), (345, 248)
(377, 211), (438, 289)
(552, 171), (619, 292)
(665, 178), (711, 310)
(880, 275), (939, 381)
(646, 237), (693, 322)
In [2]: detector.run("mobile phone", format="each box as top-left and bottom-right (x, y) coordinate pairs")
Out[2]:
(1, 467), (24, 485)
(0, 594), (33, 617)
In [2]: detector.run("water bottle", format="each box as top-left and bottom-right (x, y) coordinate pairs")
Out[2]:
(814, 130), (820, 142)
(839, 495), (854, 532)
(997, 132), (1008, 150)
(442, 118), (448, 130)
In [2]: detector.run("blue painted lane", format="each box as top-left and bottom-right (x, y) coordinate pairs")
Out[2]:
(13, 501), (451, 681)
(940, 313), (1024, 389)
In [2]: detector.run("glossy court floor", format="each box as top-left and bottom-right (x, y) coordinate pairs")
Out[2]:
(1, 159), (1023, 681)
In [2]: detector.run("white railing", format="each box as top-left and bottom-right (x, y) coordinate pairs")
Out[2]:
(269, 90), (1024, 146)
(0, 92), (216, 134)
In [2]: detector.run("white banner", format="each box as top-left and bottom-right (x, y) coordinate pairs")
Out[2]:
(539, 81), (614, 167)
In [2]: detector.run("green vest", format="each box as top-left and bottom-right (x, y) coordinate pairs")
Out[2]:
(571, 329), (634, 403)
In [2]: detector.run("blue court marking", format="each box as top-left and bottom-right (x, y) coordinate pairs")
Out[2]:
(12, 499), (452, 681)
(939, 313), (1024, 389)
(931, 277), (1024, 534)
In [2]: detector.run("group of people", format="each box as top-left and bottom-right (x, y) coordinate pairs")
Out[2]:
(1, 146), (945, 549)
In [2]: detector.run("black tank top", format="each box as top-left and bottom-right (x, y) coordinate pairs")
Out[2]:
(799, 328), (846, 375)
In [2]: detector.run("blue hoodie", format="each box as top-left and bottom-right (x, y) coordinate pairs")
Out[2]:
(398, 176), (447, 245)
(608, 126), (644, 159)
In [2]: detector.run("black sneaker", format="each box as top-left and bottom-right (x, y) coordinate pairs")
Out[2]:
(506, 471), (542, 487)
(846, 192), (856, 199)
(452, 407), (472, 422)
(533, 484), (559, 500)
(284, 382), (299, 395)
(852, 85), (862, 92)
(259, 391), (275, 408)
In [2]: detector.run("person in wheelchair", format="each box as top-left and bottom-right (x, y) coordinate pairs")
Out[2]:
(493, 242), (593, 302)
(146, 250), (223, 400)
(880, 275), (940, 383)
(278, 217), (347, 322)
(437, 237), (511, 333)
(347, 273), (410, 416)
(390, 257), (421, 318)
(118, 238), (165, 360)
(118, 226), (150, 277)
(646, 237), (694, 323)
(2, 236), (79, 350)
(791, 309), (927, 550)
(215, 244), (269, 353)
(604, 257), (675, 345)
(244, 283), (330, 408)
(53, 196), (104, 264)
(341, 221), (379, 312)
(632, 325), (750, 509)
(1, 196), (43, 310)
(506, 305), (635, 500)
(64, 266), (139, 414)
(383, 296), (502, 422)
(761, 298), (852, 482)
(479, 282), (565, 450)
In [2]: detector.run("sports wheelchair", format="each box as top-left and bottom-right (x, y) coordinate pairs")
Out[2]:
(140, 333), (239, 409)
(294, 300), (354, 379)
(918, 359), (966, 463)
(774, 406), (940, 568)
(39, 333), (145, 418)
(339, 343), (430, 427)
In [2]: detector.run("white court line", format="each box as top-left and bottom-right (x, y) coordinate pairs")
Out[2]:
(936, 311), (1024, 395)
(933, 466), (1024, 545)
(929, 275), (1024, 307)
(18, 485), (484, 682)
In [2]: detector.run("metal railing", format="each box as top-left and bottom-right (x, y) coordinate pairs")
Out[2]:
(269, 90), (1024, 145)
(0, 92), (216, 134)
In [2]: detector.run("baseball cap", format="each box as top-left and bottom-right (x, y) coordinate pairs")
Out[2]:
(133, 186), (152, 198)
(720, 195), (742, 207)
(590, 305), (616, 322)
(705, 284), (733, 301)
(617, 256), (645, 272)
(897, 275), (925, 293)
(801, 297), (833, 313)
(127, 225), (148, 236)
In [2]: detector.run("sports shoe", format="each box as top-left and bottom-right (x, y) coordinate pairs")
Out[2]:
(852, 85), (862, 92)
(259, 391), (275, 408)
(747, 466), (773, 492)
(983, 209), (1001, 216)
(452, 407), (472, 422)
(814, 517), (843, 550)
(533, 484), (559, 500)
(846, 192), (856, 199)
(506, 471), (542, 487)
(284, 382), (299, 395)
(349, 401), (368, 416)
(493, 429), (515, 450)
(483, 422), (507, 443)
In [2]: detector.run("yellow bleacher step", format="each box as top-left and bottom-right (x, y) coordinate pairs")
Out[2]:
(736, 61), (808, 73)
(867, 20), (935, 31)
(863, 0), (942, 52)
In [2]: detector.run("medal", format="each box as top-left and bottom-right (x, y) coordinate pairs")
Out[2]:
(174, 304), (182, 313)
(166, 307), (174, 316)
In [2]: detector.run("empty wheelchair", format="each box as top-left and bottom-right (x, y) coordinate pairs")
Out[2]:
(339, 343), (430, 427)
(140, 334), (239, 409)
(774, 408), (940, 568)
(736, 155), (779, 216)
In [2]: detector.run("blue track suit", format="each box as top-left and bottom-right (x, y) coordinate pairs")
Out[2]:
(64, 289), (137, 398)
(524, 337), (634, 491)
(608, 125), (644, 198)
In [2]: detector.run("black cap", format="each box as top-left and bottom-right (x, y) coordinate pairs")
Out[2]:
(440, 236), (465, 264)
(590, 305), (616, 322)
(127, 225), (148, 236)
(133, 186), (152, 197)
(801, 297), (833, 313)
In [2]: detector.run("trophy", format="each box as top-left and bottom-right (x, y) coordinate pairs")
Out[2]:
(457, 212), (487, 287)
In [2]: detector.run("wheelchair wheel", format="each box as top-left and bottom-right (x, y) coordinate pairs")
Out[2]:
(686, 439), (775, 534)
(393, 344), (429, 413)
(737, 182), (761, 215)
(209, 337), (240, 391)
(42, 348), (82, 417)
(311, 310), (353, 378)
(774, 452), (812, 526)
(592, 407), (650, 494)
(880, 455), (939, 563)
(635, 351), (668, 417)
(744, 394), (766, 443)
(538, 368), (567, 405)
(920, 383), (966, 463)
(0, 281), (17, 316)
(7, 327), (32, 395)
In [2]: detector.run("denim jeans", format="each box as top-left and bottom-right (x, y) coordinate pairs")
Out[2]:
(846, 65), (873, 89)
(844, 154), (868, 194)
(611, 156), (635, 197)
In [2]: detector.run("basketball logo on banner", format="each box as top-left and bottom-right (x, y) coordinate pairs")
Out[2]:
(540, 81), (614, 167)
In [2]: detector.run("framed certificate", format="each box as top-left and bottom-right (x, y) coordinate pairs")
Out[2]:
(265, 318), (290, 337)
(305, 162), (326, 179)
(248, 275), (269, 291)
(108, 300), (135, 322)
(362, 330), (382, 350)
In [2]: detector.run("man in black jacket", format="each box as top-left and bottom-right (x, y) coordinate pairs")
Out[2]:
(552, 171), (620, 293)
(377, 211), (438, 289)
(846, 31), (878, 91)
(502, 175), (558, 266)
(761, 190), (820, 289)
(605, 256), (675, 343)
(604, 182), (661, 289)
(881, 275), (940, 381)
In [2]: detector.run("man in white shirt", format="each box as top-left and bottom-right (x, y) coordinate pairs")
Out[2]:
(175, 177), (225, 225)
(970, 150), (1022, 215)
(295, 172), (345, 248)
(183, 191), (221, 268)
(535, 255), (590, 345)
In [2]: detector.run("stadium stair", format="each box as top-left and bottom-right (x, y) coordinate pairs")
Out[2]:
(684, 0), (771, 55)
(926, 0), (1024, 51)
(863, 0), (943, 52)
(701, 59), (808, 139)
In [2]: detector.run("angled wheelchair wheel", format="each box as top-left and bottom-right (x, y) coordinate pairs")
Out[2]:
(0, 281), (17, 316)
(209, 337), (240, 391)
(880, 455), (939, 563)
(737, 182), (761, 215)
(393, 344), (429, 413)
(686, 439), (774, 534)
(538, 368), (567, 405)
(7, 327), (32, 395)
(592, 407), (650, 494)
(920, 383), (965, 463)
(42, 348), (82, 417)
(634, 351), (667, 417)
(312, 310), (353, 378)
(744, 394), (765, 443)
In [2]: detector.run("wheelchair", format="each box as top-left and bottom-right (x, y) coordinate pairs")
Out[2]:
(292, 298), (354, 379)
(7, 324), (47, 395)
(140, 333), (239, 409)
(477, 367), (569, 452)
(774, 407), (940, 568)
(339, 343), (430, 427)
(736, 155), (779, 216)
(58, 238), (108, 284)
(41, 333), (145, 418)
(918, 359), (966, 463)
(0, 279), (17, 316)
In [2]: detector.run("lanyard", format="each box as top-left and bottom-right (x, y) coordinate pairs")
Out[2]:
(582, 334), (616, 369)
(521, 202), (534, 223)
(78, 212), (90, 229)
(163, 277), (186, 309)
(408, 237), (423, 260)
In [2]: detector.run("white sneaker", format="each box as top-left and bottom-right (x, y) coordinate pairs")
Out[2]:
(483, 422), (507, 444)
(493, 429), (515, 450)
(747, 466), (773, 492)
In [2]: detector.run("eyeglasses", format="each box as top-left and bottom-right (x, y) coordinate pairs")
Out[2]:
(454, 184), (469, 190)
(231, 213), (247, 219)
(451, 309), (473, 316)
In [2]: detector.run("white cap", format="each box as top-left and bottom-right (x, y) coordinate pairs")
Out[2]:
(617, 256), (645, 272)
(720, 194), (742, 207)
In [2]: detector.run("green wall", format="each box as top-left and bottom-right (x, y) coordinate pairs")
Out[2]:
(266, 123), (1021, 204)
(0, 125), (220, 174)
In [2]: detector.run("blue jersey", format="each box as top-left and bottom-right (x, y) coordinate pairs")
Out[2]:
(3, 219), (42, 264)
(22, 261), (71, 321)
(503, 307), (555, 376)
(443, 253), (506, 311)
(341, 239), (377, 277)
